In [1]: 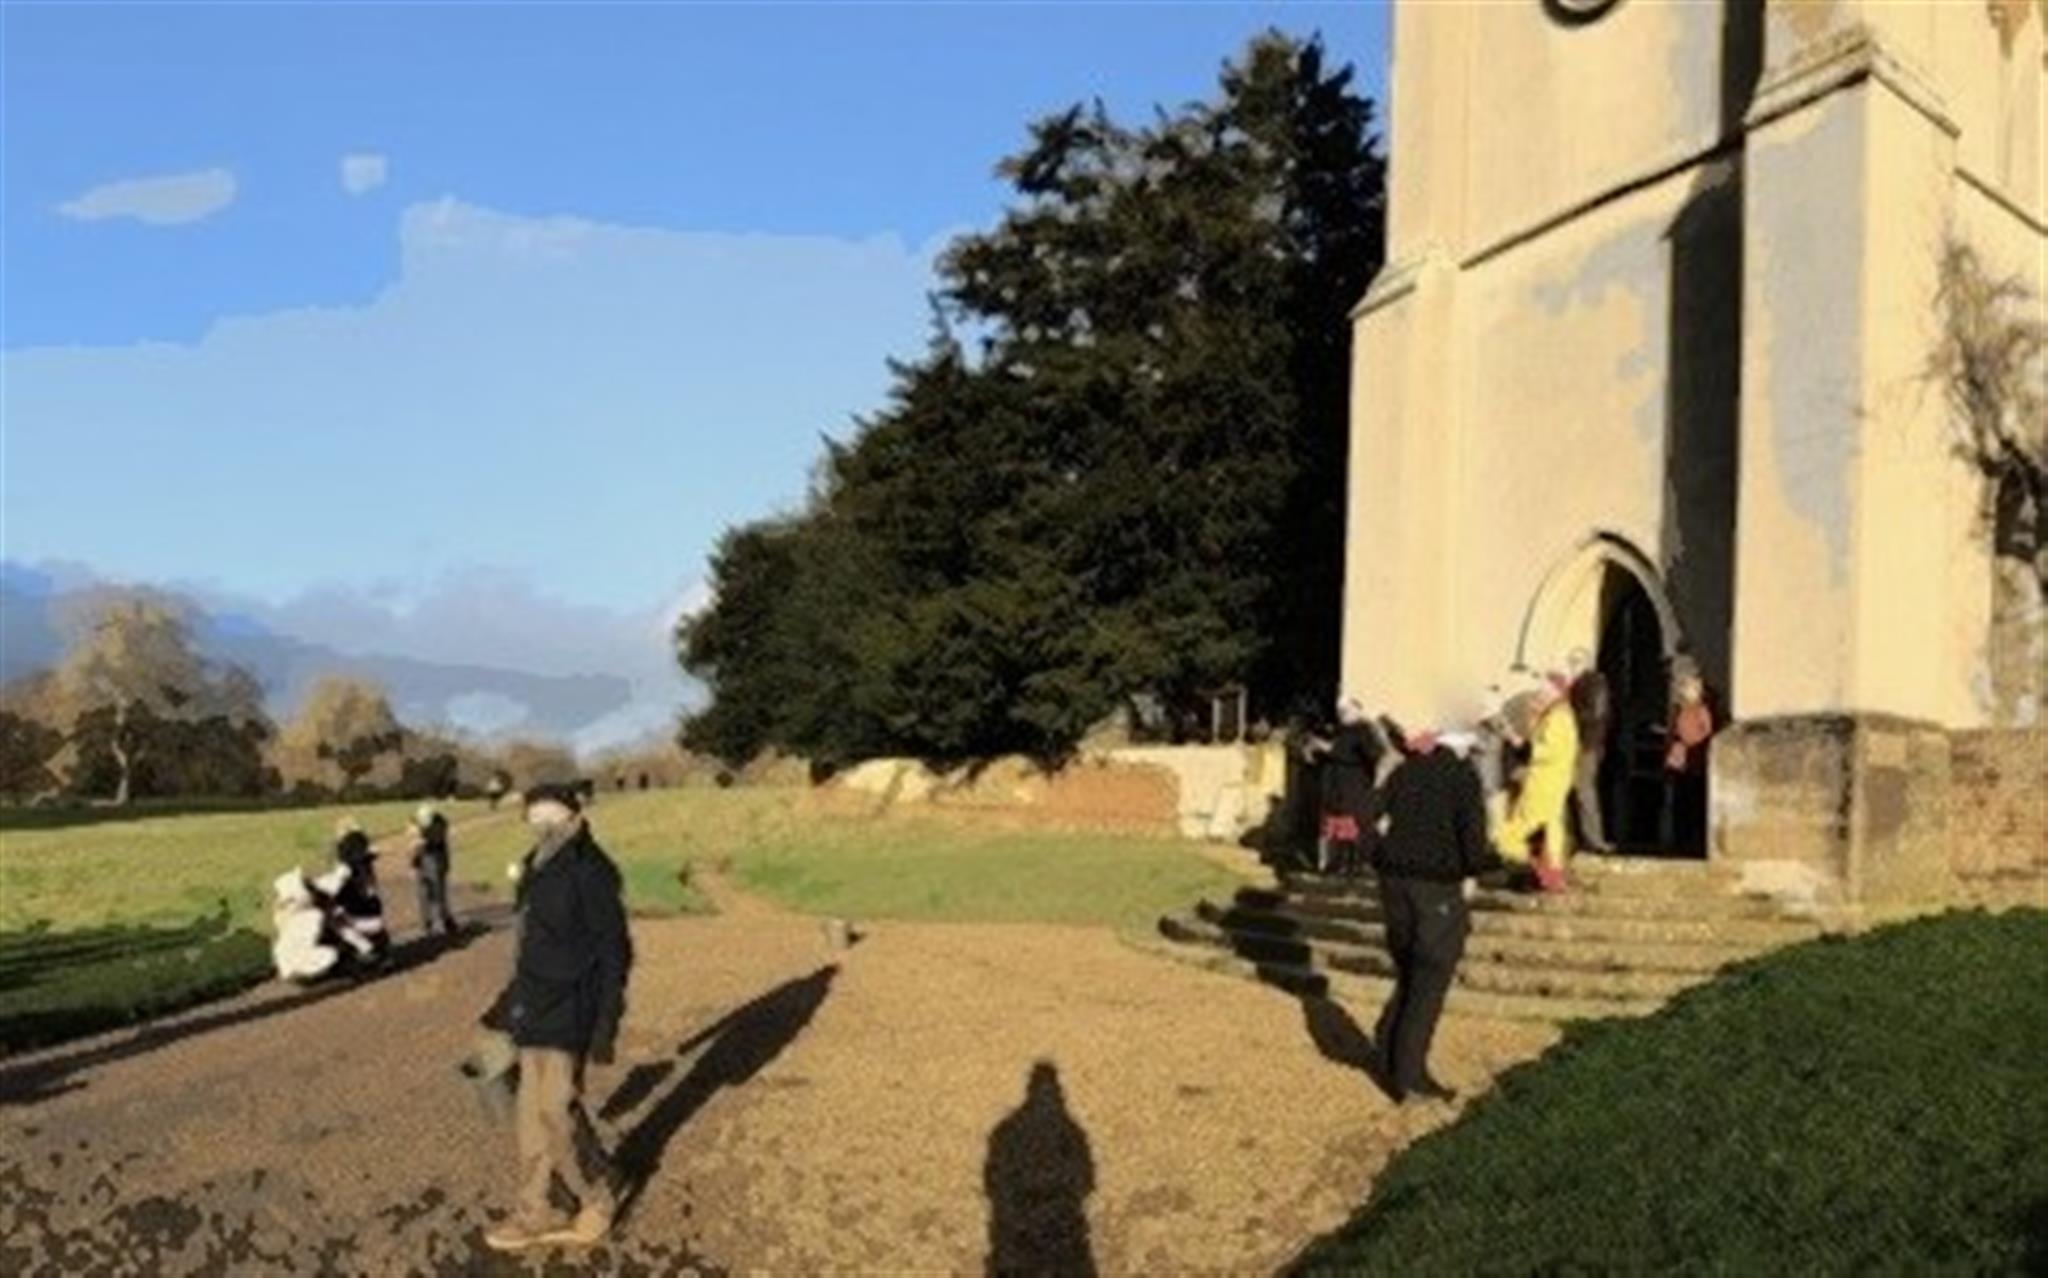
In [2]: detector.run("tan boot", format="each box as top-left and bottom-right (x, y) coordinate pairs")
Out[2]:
(542, 1204), (613, 1247)
(484, 1215), (567, 1253)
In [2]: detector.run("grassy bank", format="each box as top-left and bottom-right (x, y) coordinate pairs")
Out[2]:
(1292, 909), (2048, 1275)
(0, 912), (272, 1054)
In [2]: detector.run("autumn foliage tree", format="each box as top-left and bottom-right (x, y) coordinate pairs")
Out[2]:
(49, 592), (271, 803)
(276, 676), (405, 797)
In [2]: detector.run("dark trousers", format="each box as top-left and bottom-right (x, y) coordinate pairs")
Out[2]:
(1664, 771), (1708, 856)
(1570, 746), (1609, 851)
(417, 857), (458, 935)
(1373, 876), (1469, 1096)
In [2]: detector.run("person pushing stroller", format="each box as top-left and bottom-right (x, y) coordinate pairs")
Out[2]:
(313, 816), (391, 964)
(270, 818), (390, 981)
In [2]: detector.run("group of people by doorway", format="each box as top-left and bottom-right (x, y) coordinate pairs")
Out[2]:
(1307, 651), (1719, 892)
(1299, 654), (1719, 1104)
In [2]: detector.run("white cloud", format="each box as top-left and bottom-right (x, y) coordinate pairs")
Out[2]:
(340, 152), (388, 196)
(3, 199), (945, 759)
(57, 168), (236, 225)
(5, 199), (944, 616)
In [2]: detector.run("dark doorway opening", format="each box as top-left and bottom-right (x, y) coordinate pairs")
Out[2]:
(1594, 568), (1677, 853)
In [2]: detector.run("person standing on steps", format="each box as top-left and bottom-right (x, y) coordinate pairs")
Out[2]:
(1662, 661), (1717, 857)
(1361, 705), (1501, 1105)
(1567, 659), (1616, 854)
(1304, 697), (1385, 877)
(408, 803), (459, 937)
(482, 783), (633, 1254)
(1495, 672), (1580, 892)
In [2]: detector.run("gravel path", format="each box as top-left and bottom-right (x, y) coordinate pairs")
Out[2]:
(0, 871), (1556, 1275)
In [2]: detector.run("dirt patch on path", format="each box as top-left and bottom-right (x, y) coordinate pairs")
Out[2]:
(0, 876), (1556, 1274)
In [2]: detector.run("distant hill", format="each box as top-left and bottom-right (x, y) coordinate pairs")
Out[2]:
(0, 563), (638, 743)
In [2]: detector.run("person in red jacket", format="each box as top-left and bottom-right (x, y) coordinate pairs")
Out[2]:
(1662, 664), (1717, 856)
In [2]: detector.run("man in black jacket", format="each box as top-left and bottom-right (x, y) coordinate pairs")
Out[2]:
(1362, 726), (1500, 1104)
(482, 784), (633, 1252)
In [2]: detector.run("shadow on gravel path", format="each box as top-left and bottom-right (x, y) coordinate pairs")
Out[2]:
(0, 908), (512, 1107)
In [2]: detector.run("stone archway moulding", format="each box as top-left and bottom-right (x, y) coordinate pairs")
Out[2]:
(1514, 532), (1683, 674)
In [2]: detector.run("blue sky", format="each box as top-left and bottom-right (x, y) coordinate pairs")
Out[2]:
(1, 2), (1388, 746)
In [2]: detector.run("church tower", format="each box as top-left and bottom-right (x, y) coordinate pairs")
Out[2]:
(1343, 0), (2044, 908)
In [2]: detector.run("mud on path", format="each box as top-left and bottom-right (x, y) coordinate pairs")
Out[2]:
(0, 872), (1557, 1275)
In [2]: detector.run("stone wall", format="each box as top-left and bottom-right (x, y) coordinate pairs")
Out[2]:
(1948, 728), (2048, 884)
(1710, 713), (1954, 916)
(828, 755), (1181, 836)
(827, 745), (1289, 842)
(1096, 744), (1286, 841)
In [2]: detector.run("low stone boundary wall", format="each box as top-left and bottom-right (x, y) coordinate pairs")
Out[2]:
(829, 755), (1180, 835)
(825, 743), (1292, 841)
(1948, 727), (2047, 884)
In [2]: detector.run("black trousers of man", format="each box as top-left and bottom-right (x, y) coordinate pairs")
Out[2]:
(1372, 875), (1469, 1098)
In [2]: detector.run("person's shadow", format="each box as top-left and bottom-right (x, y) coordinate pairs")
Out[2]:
(983, 1060), (1096, 1277)
(0, 914), (507, 1107)
(602, 965), (838, 1222)
(1299, 994), (1399, 1101)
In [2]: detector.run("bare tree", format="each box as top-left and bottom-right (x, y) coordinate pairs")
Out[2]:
(1929, 238), (2047, 722)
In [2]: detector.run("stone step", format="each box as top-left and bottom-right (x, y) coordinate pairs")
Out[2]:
(1467, 887), (1802, 923)
(1139, 927), (1662, 1024)
(1562, 854), (1744, 898)
(1234, 885), (1823, 945)
(1277, 868), (1777, 917)
(1163, 913), (1703, 1007)
(1195, 900), (1780, 976)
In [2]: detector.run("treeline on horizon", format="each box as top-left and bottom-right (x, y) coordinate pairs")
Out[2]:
(678, 33), (1387, 770)
(0, 591), (694, 807)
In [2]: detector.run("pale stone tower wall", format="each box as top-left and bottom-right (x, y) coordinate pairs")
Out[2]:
(1344, 0), (2045, 909)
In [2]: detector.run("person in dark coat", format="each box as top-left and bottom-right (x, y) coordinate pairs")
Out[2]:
(313, 816), (389, 963)
(1361, 720), (1501, 1104)
(408, 803), (459, 937)
(1567, 664), (1616, 853)
(1306, 698), (1384, 876)
(481, 783), (633, 1253)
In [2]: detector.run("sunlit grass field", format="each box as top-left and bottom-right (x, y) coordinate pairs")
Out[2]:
(0, 798), (499, 933)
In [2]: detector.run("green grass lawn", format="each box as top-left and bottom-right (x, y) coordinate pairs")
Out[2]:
(0, 798), (501, 933)
(1292, 908), (2048, 1276)
(728, 810), (1244, 932)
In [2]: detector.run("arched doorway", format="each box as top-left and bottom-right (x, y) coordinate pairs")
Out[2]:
(1594, 570), (1671, 850)
(1518, 534), (1691, 855)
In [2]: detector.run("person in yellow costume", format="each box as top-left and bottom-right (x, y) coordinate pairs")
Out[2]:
(1494, 671), (1579, 892)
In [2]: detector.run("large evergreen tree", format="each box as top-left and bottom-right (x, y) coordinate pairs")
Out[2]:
(681, 31), (1384, 766)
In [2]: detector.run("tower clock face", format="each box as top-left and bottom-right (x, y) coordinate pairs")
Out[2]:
(1545, 0), (1623, 22)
